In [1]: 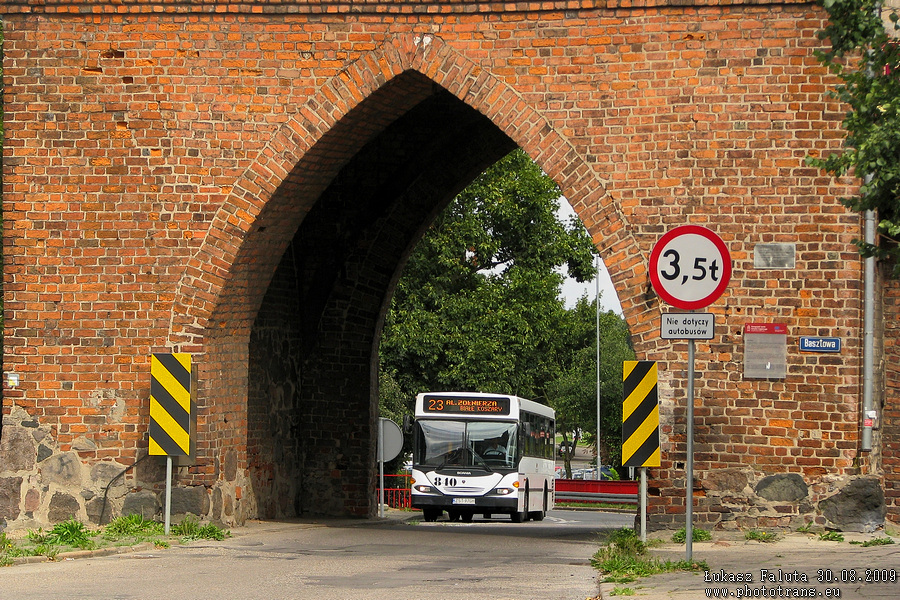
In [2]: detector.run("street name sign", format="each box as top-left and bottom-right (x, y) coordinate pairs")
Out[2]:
(661, 313), (715, 339)
(799, 336), (841, 353)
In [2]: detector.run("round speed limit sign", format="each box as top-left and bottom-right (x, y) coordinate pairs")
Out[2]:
(649, 225), (732, 310)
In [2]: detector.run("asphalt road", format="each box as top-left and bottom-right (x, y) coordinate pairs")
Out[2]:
(0, 509), (635, 600)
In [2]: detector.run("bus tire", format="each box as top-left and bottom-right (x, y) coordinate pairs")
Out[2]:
(461, 512), (473, 523)
(530, 487), (548, 521)
(423, 508), (441, 522)
(512, 487), (530, 523)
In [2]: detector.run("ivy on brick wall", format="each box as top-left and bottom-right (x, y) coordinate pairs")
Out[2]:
(812, 0), (900, 276)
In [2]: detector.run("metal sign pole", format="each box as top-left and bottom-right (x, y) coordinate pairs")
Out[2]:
(164, 455), (173, 535)
(379, 418), (385, 518)
(640, 467), (648, 543)
(596, 256), (602, 480)
(647, 226), (730, 563)
(686, 337), (695, 561)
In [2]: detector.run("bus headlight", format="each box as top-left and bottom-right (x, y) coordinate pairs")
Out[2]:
(414, 485), (434, 493)
(494, 488), (515, 495)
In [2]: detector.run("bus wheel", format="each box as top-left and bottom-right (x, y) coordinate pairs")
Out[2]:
(512, 488), (530, 523)
(447, 510), (461, 522)
(530, 488), (548, 521)
(461, 512), (473, 523)
(423, 508), (441, 522)
(482, 513), (492, 520)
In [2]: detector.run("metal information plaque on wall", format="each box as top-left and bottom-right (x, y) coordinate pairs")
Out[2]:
(753, 243), (796, 269)
(743, 323), (787, 379)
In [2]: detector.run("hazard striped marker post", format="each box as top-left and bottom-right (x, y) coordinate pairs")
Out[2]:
(649, 225), (731, 560)
(150, 353), (192, 535)
(622, 361), (660, 542)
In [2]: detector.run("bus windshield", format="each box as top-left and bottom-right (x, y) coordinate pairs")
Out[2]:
(416, 420), (518, 469)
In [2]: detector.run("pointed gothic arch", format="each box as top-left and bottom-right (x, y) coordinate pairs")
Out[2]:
(168, 34), (639, 350)
(162, 34), (642, 519)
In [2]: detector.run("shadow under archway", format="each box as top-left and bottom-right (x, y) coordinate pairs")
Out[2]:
(246, 71), (517, 519)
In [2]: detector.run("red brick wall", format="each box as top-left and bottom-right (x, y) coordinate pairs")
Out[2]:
(1, 1), (893, 530)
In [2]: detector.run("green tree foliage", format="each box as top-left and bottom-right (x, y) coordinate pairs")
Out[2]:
(812, 0), (900, 275)
(546, 298), (635, 476)
(379, 149), (635, 475)
(380, 148), (597, 407)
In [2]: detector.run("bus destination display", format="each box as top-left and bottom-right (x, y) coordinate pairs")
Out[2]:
(423, 395), (511, 416)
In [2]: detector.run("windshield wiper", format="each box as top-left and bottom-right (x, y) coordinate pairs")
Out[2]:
(436, 449), (462, 470)
(472, 451), (493, 473)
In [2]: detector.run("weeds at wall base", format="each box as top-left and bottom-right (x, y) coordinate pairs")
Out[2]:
(592, 528), (709, 584)
(0, 516), (229, 566)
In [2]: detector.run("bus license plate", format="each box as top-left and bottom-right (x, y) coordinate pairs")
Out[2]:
(452, 498), (476, 505)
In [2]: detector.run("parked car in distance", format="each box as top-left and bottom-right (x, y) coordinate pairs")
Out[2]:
(567, 466), (617, 480)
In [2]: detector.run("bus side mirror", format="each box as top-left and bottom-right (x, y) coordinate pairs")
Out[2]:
(403, 414), (414, 434)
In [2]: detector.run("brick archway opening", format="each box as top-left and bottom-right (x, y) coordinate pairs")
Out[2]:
(254, 77), (527, 519)
(206, 71), (530, 520)
(175, 35), (633, 524)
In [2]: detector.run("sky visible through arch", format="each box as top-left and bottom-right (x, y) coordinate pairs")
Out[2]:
(557, 200), (623, 315)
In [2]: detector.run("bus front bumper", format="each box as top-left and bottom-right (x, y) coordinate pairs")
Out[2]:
(411, 495), (519, 511)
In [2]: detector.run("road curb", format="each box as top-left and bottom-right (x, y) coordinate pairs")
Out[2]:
(5, 542), (158, 567)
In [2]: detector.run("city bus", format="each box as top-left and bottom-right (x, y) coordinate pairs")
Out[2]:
(409, 391), (556, 522)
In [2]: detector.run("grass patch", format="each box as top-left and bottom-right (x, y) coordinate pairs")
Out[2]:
(860, 537), (895, 547)
(102, 514), (166, 546)
(610, 587), (637, 596)
(46, 518), (96, 549)
(818, 531), (844, 542)
(171, 515), (229, 541)
(672, 527), (712, 544)
(592, 528), (709, 584)
(745, 529), (778, 543)
(1, 515), (230, 566)
(0, 533), (28, 566)
(24, 518), (96, 553)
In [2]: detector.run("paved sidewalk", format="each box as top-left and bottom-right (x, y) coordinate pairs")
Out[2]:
(597, 531), (900, 600)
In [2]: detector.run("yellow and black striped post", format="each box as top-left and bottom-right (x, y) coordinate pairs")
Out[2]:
(150, 353), (192, 457)
(622, 360), (661, 468)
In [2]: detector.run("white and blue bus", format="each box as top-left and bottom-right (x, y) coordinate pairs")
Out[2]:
(409, 391), (555, 522)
